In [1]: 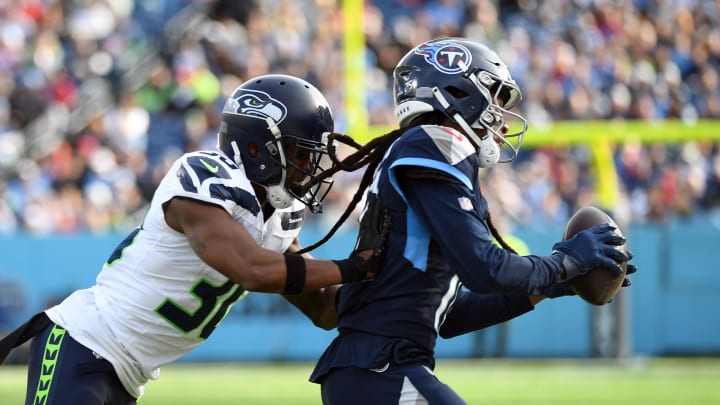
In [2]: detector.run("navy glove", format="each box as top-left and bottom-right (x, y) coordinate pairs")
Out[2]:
(546, 252), (638, 300)
(552, 223), (629, 281)
(621, 251), (638, 287)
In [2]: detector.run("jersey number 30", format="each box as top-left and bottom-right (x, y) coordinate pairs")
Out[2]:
(156, 280), (245, 340)
(107, 228), (245, 340)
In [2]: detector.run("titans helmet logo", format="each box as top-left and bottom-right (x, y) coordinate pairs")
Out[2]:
(415, 40), (472, 74)
(223, 89), (287, 123)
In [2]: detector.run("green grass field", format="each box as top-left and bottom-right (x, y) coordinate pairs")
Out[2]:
(2, 357), (719, 404)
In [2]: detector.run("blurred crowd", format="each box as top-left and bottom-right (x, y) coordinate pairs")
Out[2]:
(0, 0), (719, 236)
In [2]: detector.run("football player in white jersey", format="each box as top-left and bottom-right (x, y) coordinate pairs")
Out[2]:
(0, 74), (376, 404)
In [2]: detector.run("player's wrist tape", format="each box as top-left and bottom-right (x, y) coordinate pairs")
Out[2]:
(283, 254), (306, 295)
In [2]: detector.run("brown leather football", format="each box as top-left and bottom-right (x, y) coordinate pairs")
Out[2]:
(562, 206), (627, 306)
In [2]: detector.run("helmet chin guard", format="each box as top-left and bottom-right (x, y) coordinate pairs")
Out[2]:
(265, 184), (294, 209)
(477, 136), (500, 168)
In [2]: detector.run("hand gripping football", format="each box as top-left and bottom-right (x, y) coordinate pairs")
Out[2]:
(562, 206), (628, 305)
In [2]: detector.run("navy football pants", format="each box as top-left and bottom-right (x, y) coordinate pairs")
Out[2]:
(320, 363), (467, 405)
(25, 323), (135, 405)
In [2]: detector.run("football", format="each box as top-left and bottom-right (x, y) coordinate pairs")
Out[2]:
(562, 206), (628, 306)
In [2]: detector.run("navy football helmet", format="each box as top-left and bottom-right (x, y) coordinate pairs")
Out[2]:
(393, 37), (527, 167)
(218, 74), (334, 213)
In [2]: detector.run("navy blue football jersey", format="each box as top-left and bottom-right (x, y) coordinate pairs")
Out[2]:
(311, 125), (563, 382)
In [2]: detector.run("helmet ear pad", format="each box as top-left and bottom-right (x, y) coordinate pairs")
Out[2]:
(218, 119), (283, 186)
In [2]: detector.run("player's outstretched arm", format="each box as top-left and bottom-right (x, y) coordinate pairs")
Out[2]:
(394, 168), (630, 296)
(283, 287), (339, 330)
(164, 197), (372, 293)
(282, 238), (339, 330)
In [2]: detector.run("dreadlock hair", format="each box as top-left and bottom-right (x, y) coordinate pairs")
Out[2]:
(486, 211), (518, 255)
(293, 126), (404, 254)
(296, 111), (516, 256)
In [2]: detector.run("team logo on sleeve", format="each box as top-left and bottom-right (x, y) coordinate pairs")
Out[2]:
(223, 89), (287, 123)
(415, 39), (471, 74)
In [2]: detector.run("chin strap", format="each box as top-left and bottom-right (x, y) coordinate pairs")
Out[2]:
(265, 184), (294, 209)
(230, 140), (242, 166)
(476, 136), (501, 168)
(264, 117), (294, 209)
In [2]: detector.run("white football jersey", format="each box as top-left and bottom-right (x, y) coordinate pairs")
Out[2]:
(45, 151), (305, 398)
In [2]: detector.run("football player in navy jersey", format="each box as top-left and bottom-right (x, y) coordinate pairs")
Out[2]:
(0, 74), (376, 404)
(303, 37), (637, 404)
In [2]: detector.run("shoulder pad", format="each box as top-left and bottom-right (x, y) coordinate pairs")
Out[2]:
(388, 126), (477, 190)
(420, 125), (476, 165)
(176, 151), (260, 215)
(183, 151), (237, 182)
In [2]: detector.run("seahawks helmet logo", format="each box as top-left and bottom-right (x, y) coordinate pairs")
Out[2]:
(223, 89), (287, 123)
(415, 40), (472, 74)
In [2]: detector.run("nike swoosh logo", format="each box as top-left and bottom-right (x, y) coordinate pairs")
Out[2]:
(200, 159), (219, 173)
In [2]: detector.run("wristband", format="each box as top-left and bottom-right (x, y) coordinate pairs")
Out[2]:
(283, 254), (306, 294)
